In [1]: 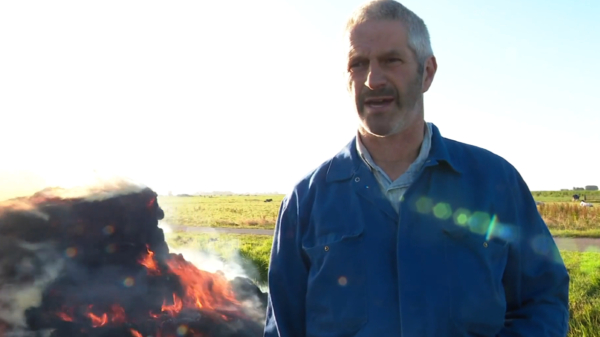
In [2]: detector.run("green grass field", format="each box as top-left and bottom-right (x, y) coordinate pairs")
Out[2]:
(562, 251), (600, 336)
(533, 190), (600, 203)
(158, 195), (283, 229)
(158, 190), (600, 237)
(165, 233), (599, 337)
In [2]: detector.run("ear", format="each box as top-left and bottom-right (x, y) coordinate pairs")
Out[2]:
(421, 56), (437, 93)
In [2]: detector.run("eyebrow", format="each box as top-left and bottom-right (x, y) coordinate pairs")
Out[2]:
(348, 49), (405, 60)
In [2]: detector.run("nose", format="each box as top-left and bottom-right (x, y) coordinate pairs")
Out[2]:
(365, 63), (386, 90)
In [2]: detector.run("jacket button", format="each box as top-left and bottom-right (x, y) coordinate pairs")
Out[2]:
(483, 242), (488, 248)
(355, 177), (360, 182)
(324, 246), (329, 251)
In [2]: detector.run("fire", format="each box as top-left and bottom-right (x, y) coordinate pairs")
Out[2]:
(165, 254), (240, 312)
(57, 312), (74, 322)
(52, 246), (246, 336)
(110, 303), (127, 323)
(139, 244), (161, 275)
(56, 304), (128, 328)
(1, 186), (266, 337)
(160, 293), (183, 316)
(88, 312), (107, 327)
(130, 329), (143, 337)
(138, 245), (241, 313)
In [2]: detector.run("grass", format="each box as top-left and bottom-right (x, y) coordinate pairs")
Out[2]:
(562, 251), (600, 336)
(165, 233), (599, 336)
(538, 202), (600, 238)
(157, 190), (599, 237)
(549, 229), (600, 238)
(157, 195), (283, 229)
(533, 190), (599, 238)
(533, 190), (600, 203)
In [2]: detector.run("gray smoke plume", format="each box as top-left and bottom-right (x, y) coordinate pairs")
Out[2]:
(0, 240), (63, 330)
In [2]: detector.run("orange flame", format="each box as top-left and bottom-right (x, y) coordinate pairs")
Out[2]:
(130, 329), (143, 337)
(54, 247), (244, 334)
(88, 312), (107, 327)
(165, 254), (240, 312)
(138, 246), (242, 314)
(161, 293), (183, 316)
(109, 304), (127, 324)
(57, 312), (74, 322)
(139, 245), (161, 275)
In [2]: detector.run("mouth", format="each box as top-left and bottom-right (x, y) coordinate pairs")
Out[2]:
(364, 97), (395, 109)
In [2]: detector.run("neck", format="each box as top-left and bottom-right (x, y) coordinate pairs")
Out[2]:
(358, 119), (426, 180)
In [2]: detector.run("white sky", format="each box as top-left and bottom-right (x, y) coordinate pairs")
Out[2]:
(1, 0), (598, 200)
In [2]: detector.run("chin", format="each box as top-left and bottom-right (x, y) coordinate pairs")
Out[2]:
(361, 124), (396, 137)
(361, 118), (405, 137)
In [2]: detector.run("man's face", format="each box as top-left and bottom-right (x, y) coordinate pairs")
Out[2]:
(345, 20), (435, 137)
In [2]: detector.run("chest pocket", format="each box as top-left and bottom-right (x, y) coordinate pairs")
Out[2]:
(302, 227), (369, 336)
(441, 222), (509, 335)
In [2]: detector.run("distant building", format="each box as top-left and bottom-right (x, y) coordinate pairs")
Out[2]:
(585, 185), (599, 191)
(573, 187), (585, 190)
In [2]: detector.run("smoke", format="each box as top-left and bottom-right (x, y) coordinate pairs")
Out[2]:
(28, 177), (147, 202)
(0, 191), (67, 331)
(0, 182), (267, 335)
(157, 222), (267, 323)
(0, 177), (149, 329)
(0, 240), (64, 331)
(157, 222), (244, 279)
(158, 221), (173, 235)
(158, 222), (263, 284)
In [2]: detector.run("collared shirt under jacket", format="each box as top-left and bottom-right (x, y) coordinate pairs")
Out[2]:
(263, 123), (570, 337)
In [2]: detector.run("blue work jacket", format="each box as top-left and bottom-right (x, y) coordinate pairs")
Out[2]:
(264, 123), (570, 337)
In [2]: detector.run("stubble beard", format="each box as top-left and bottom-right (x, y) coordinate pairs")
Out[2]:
(357, 77), (423, 138)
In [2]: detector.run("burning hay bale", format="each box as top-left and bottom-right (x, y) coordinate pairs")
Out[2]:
(0, 183), (267, 337)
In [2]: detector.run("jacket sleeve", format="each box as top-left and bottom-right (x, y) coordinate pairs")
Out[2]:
(497, 169), (570, 336)
(264, 194), (308, 337)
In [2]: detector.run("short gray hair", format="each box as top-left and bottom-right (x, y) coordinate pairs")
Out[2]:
(345, 0), (433, 71)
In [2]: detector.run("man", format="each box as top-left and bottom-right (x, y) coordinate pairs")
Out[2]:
(264, 1), (570, 336)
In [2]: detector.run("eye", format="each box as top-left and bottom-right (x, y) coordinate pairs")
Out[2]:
(388, 58), (402, 63)
(349, 60), (366, 70)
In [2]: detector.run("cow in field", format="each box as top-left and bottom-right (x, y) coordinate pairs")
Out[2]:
(572, 194), (580, 201)
(264, 198), (273, 202)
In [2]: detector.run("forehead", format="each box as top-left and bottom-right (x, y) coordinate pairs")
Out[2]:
(345, 20), (410, 58)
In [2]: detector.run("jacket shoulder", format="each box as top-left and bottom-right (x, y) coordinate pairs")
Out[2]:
(289, 157), (335, 197)
(279, 139), (351, 211)
(443, 136), (516, 173)
(440, 136), (534, 200)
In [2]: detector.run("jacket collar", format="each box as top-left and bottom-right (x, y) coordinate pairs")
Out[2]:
(326, 123), (462, 183)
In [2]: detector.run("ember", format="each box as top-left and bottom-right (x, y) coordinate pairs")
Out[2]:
(0, 183), (267, 337)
